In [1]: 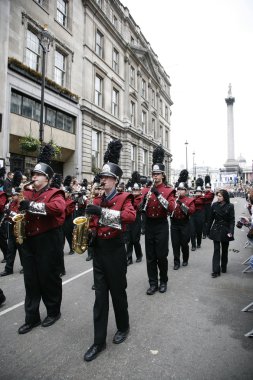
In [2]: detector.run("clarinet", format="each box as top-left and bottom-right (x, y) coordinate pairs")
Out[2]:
(142, 180), (156, 213)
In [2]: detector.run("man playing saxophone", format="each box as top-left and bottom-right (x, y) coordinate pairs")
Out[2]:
(17, 144), (65, 335)
(83, 140), (136, 362)
(140, 146), (174, 296)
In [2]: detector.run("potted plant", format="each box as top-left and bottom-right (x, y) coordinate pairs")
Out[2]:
(19, 136), (41, 152)
(49, 140), (61, 159)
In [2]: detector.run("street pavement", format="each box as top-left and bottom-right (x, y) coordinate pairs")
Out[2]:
(0, 197), (252, 380)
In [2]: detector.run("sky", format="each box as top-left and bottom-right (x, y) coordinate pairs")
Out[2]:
(122, 0), (253, 170)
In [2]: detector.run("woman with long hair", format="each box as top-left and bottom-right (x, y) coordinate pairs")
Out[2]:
(207, 189), (235, 278)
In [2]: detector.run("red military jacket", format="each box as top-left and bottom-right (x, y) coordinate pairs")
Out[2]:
(204, 190), (215, 205)
(141, 183), (174, 219)
(194, 195), (206, 212)
(0, 191), (8, 213)
(169, 194), (196, 221)
(65, 197), (75, 217)
(90, 191), (136, 239)
(24, 187), (65, 237)
(133, 194), (142, 211)
(7, 199), (19, 222)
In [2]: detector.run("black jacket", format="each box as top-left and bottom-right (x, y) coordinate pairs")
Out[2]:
(207, 202), (235, 242)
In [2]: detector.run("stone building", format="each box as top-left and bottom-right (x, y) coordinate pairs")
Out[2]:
(0, 0), (173, 182)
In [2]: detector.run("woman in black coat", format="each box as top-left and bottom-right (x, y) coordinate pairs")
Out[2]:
(207, 189), (235, 278)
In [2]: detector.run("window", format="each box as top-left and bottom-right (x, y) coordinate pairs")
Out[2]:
(112, 48), (119, 73)
(152, 118), (156, 138)
(141, 111), (147, 134)
(131, 144), (136, 171)
(57, 0), (67, 27)
(160, 99), (163, 116)
(95, 0), (102, 7)
(34, 0), (49, 9)
(95, 75), (103, 107)
(112, 88), (119, 117)
(160, 125), (163, 142)
(112, 15), (118, 29)
(10, 92), (22, 114)
(165, 130), (169, 148)
(141, 79), (146, 99)
(95, 30), (104, 57)
(54, 50), (65, 86)
(130, 101), (136, 126)
(25, 29), (40, 71)
(141, 148), (148, 176)
(130, 66), (135, 87)
(10, 91), (75, 133)
(151, 89), (155, 107)
(92, 130), (101, 171)
(165, 106), (168, 121)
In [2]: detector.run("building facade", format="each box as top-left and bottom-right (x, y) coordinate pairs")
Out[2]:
(0, 0), (173, 182)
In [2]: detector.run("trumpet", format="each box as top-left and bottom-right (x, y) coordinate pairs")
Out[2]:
(142, 179), (156, 212)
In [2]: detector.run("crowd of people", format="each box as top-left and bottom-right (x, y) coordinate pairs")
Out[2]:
(0, 141), (253, 361)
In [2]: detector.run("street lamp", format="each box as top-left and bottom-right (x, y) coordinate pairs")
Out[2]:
(38, 25), (53, 143)
(185, 140), (188, 170)
(192, 151), (195, 181)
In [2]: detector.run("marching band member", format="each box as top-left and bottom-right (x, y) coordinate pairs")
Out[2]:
(83, 140), (136, 362)
(169, 174), (196, 270)
(140, 146), (174, 295)
(202, 175), (215, 238)
(125, 172), (143, 265)
(17, 144), (65, 335)
(0, 180), (8, 263)
(190, 180), (206, 251)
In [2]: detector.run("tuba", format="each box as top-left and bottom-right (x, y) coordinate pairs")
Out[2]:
(72, 181), (99, 254)
(12, 180), (35, 245)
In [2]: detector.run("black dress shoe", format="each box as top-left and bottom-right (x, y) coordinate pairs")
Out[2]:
(182, 261), (188, 267)
(20, 268), (24, 274)
(41, 313), (61, 327)
(159, 283), (167, 293)
(173, 264), (180, 270)
(18, 320), (41, 334)
(1, 259), (6, 263)
(127, 258), (133, 266)
(136, 256), (142, 263)
(84, 343), (106, 362)
(191, 247), (196, 251)
(68, 250), (75, 255)
(0, 270), (13, 277)
(197, 245), (201, 249)
(202, 235), (206, 239)
(146, 285), (158, 295)
(91, 284), (96, 290)
(221, 268), (227, 273)
(0, 292), (6, 306)
(59, 271), (66, 277)
(86, 255), (92, 261)
(113, 328), (129, 344)
(211, 272), (220, 278)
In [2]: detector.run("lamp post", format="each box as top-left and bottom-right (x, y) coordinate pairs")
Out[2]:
(192, 151), (195, 183)
(185, 140), (188, 170)
(38, 25), (53, 143)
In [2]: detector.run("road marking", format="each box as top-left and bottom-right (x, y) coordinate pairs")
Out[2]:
(0, 267), (93, 317)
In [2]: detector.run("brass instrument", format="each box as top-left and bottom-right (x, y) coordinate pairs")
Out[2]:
(142, 179), (156, 212)
(12, 180), (35, 245)
(72, 181), (100, 254)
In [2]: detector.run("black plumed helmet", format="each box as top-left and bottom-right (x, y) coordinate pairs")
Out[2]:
(152, 145), (165, 173)
(12, 170), (23, 188)
(50, 173), (62, 189)
(100, 139), (123, 180)
(196, 177), (204, 188)
(32, 144), (54, 179)
(63, 175), (72, 187)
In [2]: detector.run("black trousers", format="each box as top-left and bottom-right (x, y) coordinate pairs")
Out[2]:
(62, 215), (74, 251)
(93, 236), (129, 345)
(190, 210), (204, 248)
(126, 213), (142, 260)
(145, 218), (169, 287)
(22, 228), (63, 324)
(0, 220), (8, 260)
(212, 240), (229, 273)
(171, 220), (190, 265)
(5, 225), (23, 273)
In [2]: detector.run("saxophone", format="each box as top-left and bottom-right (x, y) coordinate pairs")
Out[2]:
(72, 182), (99, 254)
(12, 180), (35, 245)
